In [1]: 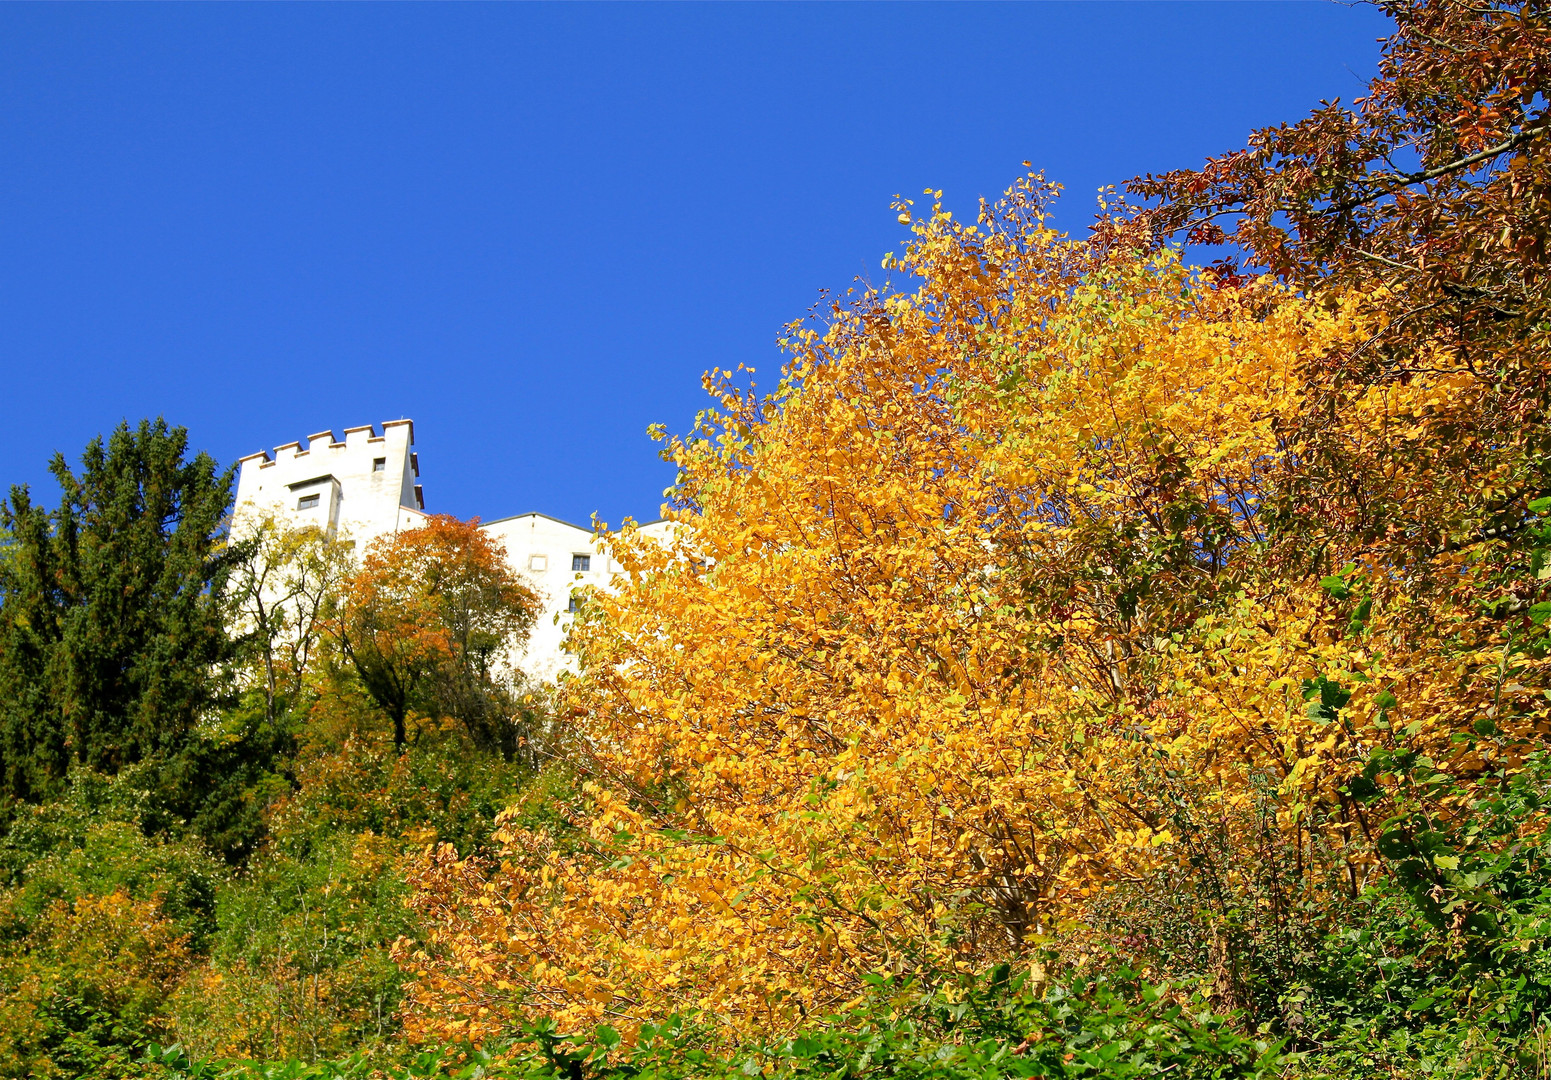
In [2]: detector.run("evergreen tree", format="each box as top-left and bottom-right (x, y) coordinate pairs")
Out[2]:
(0, 419), (238, 801)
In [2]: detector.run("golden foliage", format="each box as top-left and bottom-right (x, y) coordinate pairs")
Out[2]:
(0, 891), (191, 1078)
(400, 173), (1549, 1044)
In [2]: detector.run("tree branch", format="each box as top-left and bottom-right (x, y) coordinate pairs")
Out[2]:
(1333, 122), (1551, 213)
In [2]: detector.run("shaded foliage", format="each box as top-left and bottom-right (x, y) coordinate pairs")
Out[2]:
(0, 419), (240, 803)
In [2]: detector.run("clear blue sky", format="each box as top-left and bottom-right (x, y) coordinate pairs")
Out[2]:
(0, 2), (1392, 529)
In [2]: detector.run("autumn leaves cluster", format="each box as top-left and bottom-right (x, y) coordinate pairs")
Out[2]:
(396, 4), (1551, 1036)
(230, 513), (542, 764)
(396, 135), (1551, 1048)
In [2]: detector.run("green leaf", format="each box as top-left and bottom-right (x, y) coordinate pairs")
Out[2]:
(1319, 575), (1351, 599)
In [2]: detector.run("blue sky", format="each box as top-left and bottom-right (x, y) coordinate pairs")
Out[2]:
(0, 2), (1392, 528)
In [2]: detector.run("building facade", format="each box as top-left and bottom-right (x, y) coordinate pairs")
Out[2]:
(233, 420), (427, 547)
(233, 419), (666, 682)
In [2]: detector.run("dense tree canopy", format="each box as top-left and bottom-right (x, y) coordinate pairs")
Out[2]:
(401, 179), (1374, 1040)
(0, 419), (238, 801)
(334, 516), (541, 758)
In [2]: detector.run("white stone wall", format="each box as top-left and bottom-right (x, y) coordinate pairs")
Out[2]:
(233, 420), (425, 553)
(479, 513), (615, 683)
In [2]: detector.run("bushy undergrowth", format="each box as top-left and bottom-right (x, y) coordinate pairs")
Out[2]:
(0, 717), (545, 1078)
(144, 753), (1551, 1080)
(147, 967), (1286, 1080)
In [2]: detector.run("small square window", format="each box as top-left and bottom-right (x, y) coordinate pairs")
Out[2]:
(529, 554), (548, 572)
(372, 458), (386, 472)
(297, 494), (320, 510)
(567, 594), (584, 613)
(572, 554), (591, 572)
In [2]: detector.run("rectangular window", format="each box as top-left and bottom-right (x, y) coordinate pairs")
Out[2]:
(372, 458), (386, 472)
(572, 554), (591, 572)
(567, 594), (584, 613)
(529, 554), (548, 572)
(297, 494), (320, 510)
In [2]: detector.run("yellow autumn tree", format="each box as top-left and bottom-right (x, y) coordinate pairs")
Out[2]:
(398, 171), (1547, 1043)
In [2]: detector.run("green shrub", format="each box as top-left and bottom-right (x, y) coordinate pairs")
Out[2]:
(1286, 752), (1551, 1078)
(148, 966), (1286, 1080)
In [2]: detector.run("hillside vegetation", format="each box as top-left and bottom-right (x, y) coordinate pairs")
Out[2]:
(2, 3), (1551, 1077)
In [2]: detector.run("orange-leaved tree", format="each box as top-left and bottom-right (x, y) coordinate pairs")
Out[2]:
(397, 174), (1406, 1042)
(332, 516), (539, 757)
(398, 10), (1551, 1041)
(1130, 0), (1551, 631)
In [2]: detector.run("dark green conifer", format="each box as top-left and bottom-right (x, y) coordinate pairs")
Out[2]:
(0, 419), (238, 801)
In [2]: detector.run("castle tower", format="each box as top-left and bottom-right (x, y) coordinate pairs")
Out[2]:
(232, 419), (425, 550)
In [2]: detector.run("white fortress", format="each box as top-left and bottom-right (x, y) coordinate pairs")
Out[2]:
(233, 419), (667, 682)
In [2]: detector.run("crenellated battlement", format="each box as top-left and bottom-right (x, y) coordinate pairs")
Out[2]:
(233, 419), (425, 543)
(237, 421), (420, 468)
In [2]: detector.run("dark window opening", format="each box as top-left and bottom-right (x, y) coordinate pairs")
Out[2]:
(567, 594), (584, 613)
(572, 554), (591, 572)
(297, 494), (320, 510)
(372, 458), (386, 472)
